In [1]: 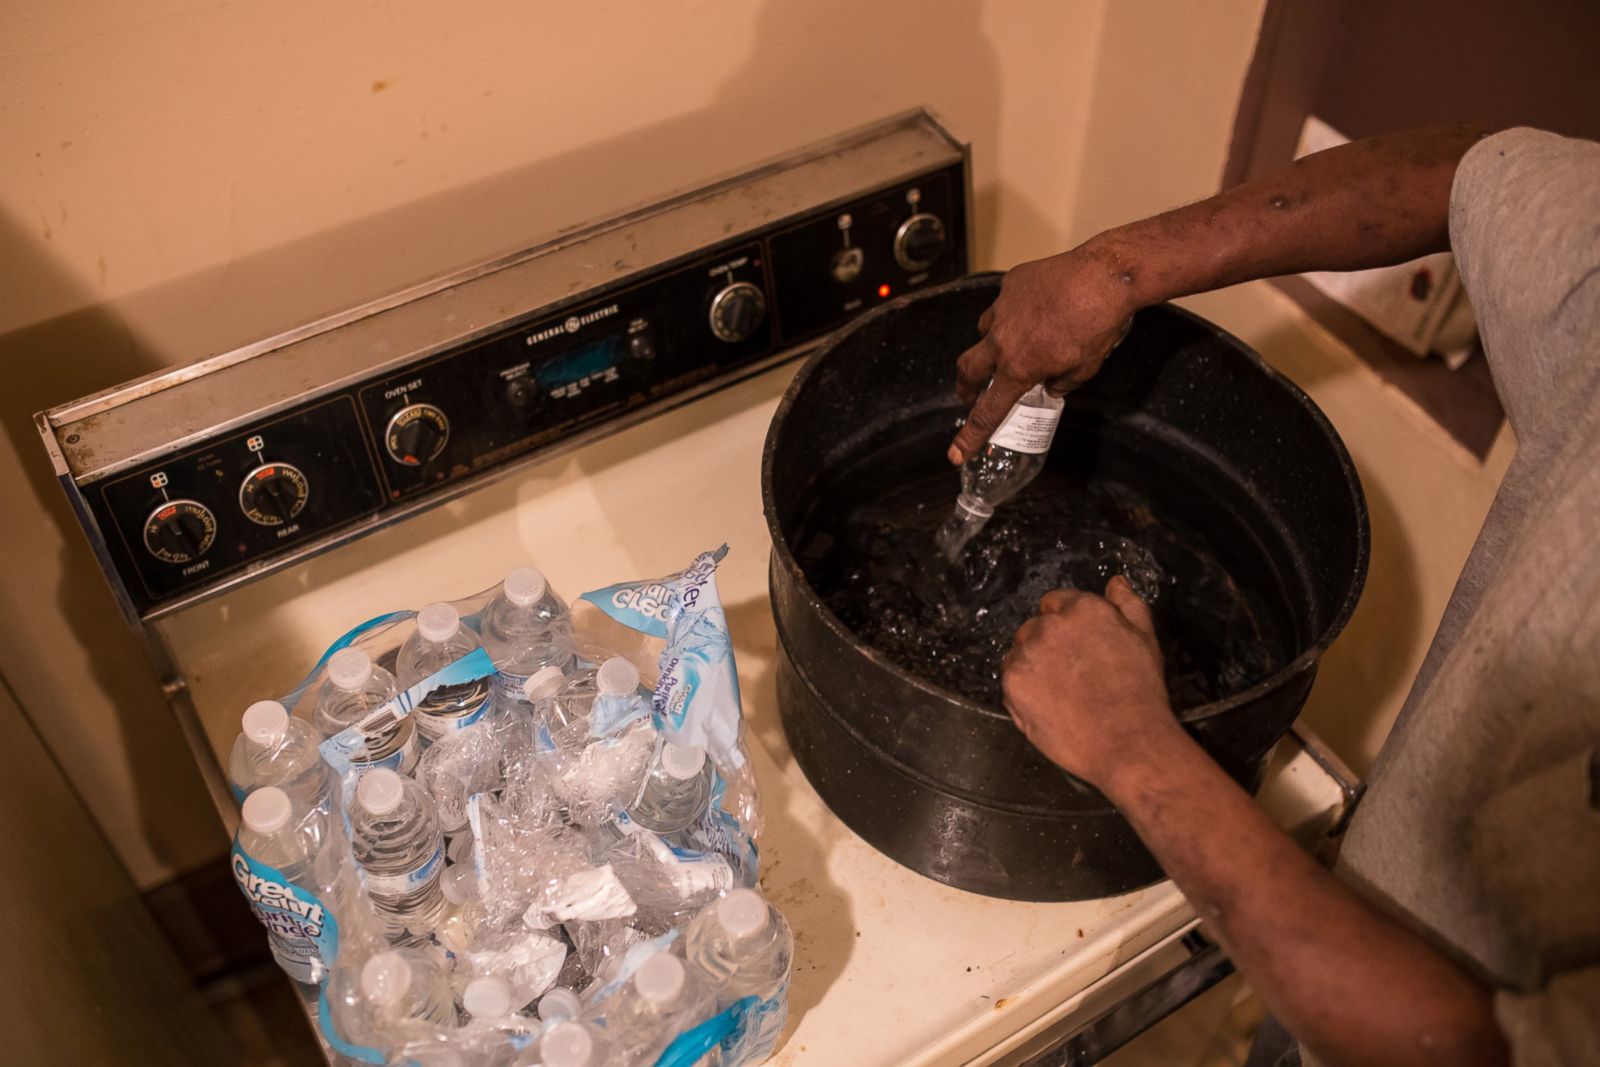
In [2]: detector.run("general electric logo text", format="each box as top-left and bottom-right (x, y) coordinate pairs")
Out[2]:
(525, 304), (621, 346)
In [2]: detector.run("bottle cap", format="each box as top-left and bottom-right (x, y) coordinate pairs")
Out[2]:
(717, 888), (771, 940)
(503, 566), (548, 607)
(660, 742), (706, 781)
(447, 833), (475, 865)
(360, 951), (411, 1004)
(540, 1022), (594, 1067)
(524, 665), (567, 701)
(241, 700), (290, 746)
(241, 786), (292, 834)
(633, 952), (685, 1007)
(357, 768), (404, 815)
(416, 602), (461, 643)
(538, 986), (582, 1024)
(440, 864), (478, 905)
(327, 647), (374, 691)
(462, 976), (513, 1019)
(596, 657), (640, 697)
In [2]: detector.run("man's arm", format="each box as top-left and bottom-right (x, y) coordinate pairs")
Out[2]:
(1002, 579), (1509, 1067)
(950, 124), (1492, 462)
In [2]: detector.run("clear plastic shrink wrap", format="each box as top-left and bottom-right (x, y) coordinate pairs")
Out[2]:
(226, 548), (790, 1066)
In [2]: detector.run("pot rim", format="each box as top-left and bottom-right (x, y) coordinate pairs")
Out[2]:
(760, 273), (1371, 728)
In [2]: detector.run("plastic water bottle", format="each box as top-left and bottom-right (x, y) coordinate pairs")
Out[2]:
(600, 952), (713, 1061)
(523, 665), (568, 750)
(685, 888), (793, 1062)
(461, 976), (533, 1036)
(547, 657), (642, 737)
(417, 715), (503, 838)
(397, 602), (493, 744)
(233, 786), (352, 985)
(313, 647), (418, 776)
(433, 865), (484, 956)
(348, 769), (446, 944)
(537, 986), (582, 1024)
(537, 1019), (615, 1067)
(625, 743), (713, 835)
(937, 383), (1065, 559)
(364, 946), (457, 1026)
(330, 946), (457, 1051)
(481, 566), (574, 707)
(228, 699), (335, 818)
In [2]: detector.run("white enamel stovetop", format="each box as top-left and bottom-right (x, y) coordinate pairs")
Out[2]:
(161, 341), (1346, 1066)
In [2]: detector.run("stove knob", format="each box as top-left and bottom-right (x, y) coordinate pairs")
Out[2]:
(708, 282), (767, 343)
(143, 499), (217, 564)
(385, 403), (450, 466)
(505, 374), (539, 411)
(894, 213), (948, 272)
(239, 462), (309, 526)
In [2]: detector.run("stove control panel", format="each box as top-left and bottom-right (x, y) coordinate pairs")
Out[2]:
(43, 111), (969, 621)
(95, 398), (385, 605)
(357, 243), (776, 502)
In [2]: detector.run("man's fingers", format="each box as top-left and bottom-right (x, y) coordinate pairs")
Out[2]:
(977, 305), (995, 335)
(949, 372), (1031, 465)
(1105, 575), (1156, 637)
(1009, 616), (1043, 650)
(1043, 373), (1078, 399)
(1038, 588), (1091, 615)
(954, 334), (999, 407)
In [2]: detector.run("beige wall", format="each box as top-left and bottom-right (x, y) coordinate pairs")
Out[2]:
(4, 0), (1155, 888)
(3, 0), (1511, 892)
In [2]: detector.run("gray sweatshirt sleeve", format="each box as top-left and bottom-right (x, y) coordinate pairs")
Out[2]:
(1449, 128), (1600, 443)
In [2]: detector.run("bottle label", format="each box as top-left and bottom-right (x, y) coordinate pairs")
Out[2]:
(989, 404), (1061, 454)
(412, 692), (491, 743)
(347, 727), (418, 779)
(492, 668), (531, 708)
(230, 844), (340, 976)
(361, 840), (444, 898)
(633, 827), (734, 898)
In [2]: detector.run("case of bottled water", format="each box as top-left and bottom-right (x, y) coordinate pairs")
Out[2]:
(226, 547), (789, 1066)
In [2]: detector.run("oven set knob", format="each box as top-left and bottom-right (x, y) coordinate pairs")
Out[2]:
(385, 403), (450, 466)
(893, 213), (948, 272)
(143, 499), (217, 564)
(238, 462), (309, 526)
(504, 374), (539, 411)
(708, 282), (767, 343)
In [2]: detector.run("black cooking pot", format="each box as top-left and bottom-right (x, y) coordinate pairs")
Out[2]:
(762, 274), (1368, 900)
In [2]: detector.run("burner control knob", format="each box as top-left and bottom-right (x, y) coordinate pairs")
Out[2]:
(894, 213), (948, 272)
(385, 403), (450, 466)
(143, 499), (217, 564)
(239, 462), (309, 526)
(708, 282), (767, 343)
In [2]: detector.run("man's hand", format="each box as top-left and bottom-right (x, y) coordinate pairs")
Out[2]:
(949, 243), (1137, 465)
(949, 126), (1490, 467)
(1000, 575), (1178, 787)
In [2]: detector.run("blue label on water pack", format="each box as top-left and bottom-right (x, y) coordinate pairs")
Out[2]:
(653, 995), (757, 1067)
(230, 844), (339, 976)
(718, 986), (788, 1066)
(581, 580), (676, 638)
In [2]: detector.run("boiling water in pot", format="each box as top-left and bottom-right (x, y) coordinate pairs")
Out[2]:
(795, 412), (1292, 710)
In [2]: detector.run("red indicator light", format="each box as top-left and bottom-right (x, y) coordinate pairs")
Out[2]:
(258, 467), (275, 479)
(878, 284), (891, 298)
(157, 506), (176, 520)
